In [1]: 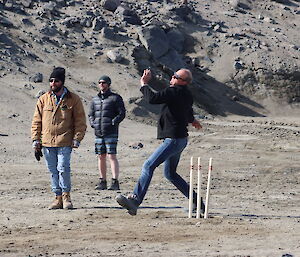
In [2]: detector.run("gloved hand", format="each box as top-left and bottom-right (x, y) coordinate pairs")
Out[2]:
(34, 149), (43, 161)
(72, 139), (80, 148)
(32, 140), (41, 150)
(32, 140), (42, 161)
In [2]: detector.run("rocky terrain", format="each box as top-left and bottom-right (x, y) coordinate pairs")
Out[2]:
(0, 0), (300, 116)
(0, 0), (299, 256)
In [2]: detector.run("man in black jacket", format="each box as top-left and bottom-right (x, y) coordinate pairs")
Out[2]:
(88, 75), (126, 190)
(116, 68), (202, 215)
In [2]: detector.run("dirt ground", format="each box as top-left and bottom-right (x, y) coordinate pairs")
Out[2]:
(0, 114), (299, 257)
(1, 0), (299, 255)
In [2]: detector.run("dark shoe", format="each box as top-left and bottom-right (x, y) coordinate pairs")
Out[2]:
(108, 179), (120, 190)
(184, 197), (205, 215)
(200, 197), (205, 214)
(192, 197), (205, 215)
(116, 194), (138, 216)
(95, 179), (107, 190)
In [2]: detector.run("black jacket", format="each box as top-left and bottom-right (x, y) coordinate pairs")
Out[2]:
(88, 89), (126, 137)
(140, 84), (194, 139)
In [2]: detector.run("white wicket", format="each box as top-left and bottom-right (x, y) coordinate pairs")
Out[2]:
(204, 157), (213, 219)
(188, 157), (213, 219)
(188, 157), (194, 219)
(196, 157), (201, 219)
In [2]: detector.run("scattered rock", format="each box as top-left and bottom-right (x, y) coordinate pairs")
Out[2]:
(24, 84), (35, 90)
(20, 0), (32, 8)
(0, 17), (14, 27)
(92, 17), (107, 31)
(129, 142), (143, 149)
(114, 5), (141, 25)
(21, 18), (34, 26)
(234, 61), (244, 70)
(62, 17), (80, 28)
(106, 49), (124, 63)
(232, 95), (239, 101)
(29, 73), (43, 83)
(101, 27), (115, 40)
(8, 113), (19, 119)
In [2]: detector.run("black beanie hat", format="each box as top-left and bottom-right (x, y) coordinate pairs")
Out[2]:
(50, 67), (65, 84)
(98, 75), (111, 85)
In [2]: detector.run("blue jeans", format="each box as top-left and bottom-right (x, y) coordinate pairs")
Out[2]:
(133, 137), (195, 205)
(43, 147), (72, 195)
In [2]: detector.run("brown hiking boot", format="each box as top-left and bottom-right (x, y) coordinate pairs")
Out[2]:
(48, 195), (63, 210)
(62, 192), (73, 209)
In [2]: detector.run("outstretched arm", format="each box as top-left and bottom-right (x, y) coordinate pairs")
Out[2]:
(140, 69), (171, 104)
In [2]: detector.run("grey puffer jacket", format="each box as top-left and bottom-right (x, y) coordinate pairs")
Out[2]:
(88, 89), (125, 137)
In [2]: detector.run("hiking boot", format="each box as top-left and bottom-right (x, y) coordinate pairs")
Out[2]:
(48, 195), (63, 210)
(62, 192), (73, 209)
(95, 179), (107, 190)
(116, 194), (139, 216)
(108, 178), (120, 190)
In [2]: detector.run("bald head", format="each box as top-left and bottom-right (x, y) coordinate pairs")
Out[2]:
(170, 68), (193, 86)
(179, 69), (193, 83)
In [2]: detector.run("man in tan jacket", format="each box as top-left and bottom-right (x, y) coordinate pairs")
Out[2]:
(31, 67), (87, 210)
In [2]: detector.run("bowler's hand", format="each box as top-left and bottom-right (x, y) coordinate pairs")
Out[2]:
(192, 119), (202, 129)
(140, 69), (151, 86)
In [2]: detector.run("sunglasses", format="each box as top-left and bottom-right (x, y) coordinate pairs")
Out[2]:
(172, 73), (187, 81)
(98, 81), (107, 84)
(49, 78), (61, 83)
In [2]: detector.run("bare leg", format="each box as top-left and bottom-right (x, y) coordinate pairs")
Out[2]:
(108, 154), (119, 179)
(98, 154), (107, 179)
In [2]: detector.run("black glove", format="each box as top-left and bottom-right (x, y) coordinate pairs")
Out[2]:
(34, 149), (43, 161)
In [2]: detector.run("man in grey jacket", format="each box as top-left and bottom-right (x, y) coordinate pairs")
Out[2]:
(88, 75), (126, 190)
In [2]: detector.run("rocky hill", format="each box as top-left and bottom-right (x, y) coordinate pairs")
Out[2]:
(0, 0), (299, 123)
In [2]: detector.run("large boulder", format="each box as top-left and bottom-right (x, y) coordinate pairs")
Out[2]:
(20, 0), (33, 8)
(0, 17), (14, 27)
(61, 16), (80, 28)
(39, 25), (58, 36)
(92, 17), (107, 31)
(114, 5), (141, 25)
(101, 0), (121, 12)
(157, 49), (186, 71)
(106, 49), (124, 63)
(166, 28), (185, 53)
(137, 25), (169, 59)
(101, 27), (115, 40)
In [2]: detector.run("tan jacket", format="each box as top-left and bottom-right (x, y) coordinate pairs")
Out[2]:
(31, 88), (87, 147)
